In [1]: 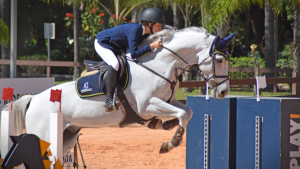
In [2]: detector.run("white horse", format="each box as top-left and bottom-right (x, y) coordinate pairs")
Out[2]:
(2, 27), (234, 156)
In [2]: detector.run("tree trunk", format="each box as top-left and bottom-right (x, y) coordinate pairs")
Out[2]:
(170, 1), (178, 28)
(245, 9), (250, 56)
(182, 2), (193, 93)
(73, 3), (81, 80)
(1, 0), (10, 78)
(114, 0), (119, 26)
(250, 5), (265, 59)
(273, 14), (279, 93)
(264, 2), (275, 91)
(217, 13), (231, 38)
(132, 5), (145, 23)
(102, 0), (110, 30)
(274, 15), (279, 61)
(293, 6), (300, 94)
(170, 1), (184, 29)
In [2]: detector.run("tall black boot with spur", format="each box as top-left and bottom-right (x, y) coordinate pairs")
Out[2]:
(104, 66), (118, 111)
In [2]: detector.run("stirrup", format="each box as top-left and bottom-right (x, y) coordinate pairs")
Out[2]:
(105, 98), (121, 112)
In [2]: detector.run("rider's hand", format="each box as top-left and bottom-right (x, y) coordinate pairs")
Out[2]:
(150, 40), (162, 49)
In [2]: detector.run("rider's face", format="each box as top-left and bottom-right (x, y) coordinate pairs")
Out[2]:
(152, 23), (162, 33)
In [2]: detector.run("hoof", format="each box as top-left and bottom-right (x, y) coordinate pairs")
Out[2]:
(159, 141), (174, 154)
(159, 142), (170, 154)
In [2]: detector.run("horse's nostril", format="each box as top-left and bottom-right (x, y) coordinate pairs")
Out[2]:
(221, 91), (225, 97)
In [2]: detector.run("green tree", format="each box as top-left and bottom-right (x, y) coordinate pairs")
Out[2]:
(292, 1), (300, 93)
(1, 0), (10, 78)
(98, 0), (149, 26)
(0, 19), (9, 45)
(43, 0), (87, 79)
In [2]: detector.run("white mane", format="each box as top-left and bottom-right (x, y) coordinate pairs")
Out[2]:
(139, 26), (211, 47)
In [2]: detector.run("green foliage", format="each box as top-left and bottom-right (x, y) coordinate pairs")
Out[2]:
(277, 44), (293, 77)
(282, 44), (293, 59)
(286, 3), (295, 21)
(229, 56), (265, 79)
(80, 3), (104, 39)
(17, 0), (73, 62)
(228, 13), (246, 55)
(0, 19), (9, 46)
(229, 55), (294, 79)
(277, 58), (293, 77)
(200, 0), (252, 32)
(18, 55), (48, 77)
(98, 0), (144, 26)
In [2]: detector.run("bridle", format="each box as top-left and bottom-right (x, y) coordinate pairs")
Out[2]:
(162, 45), (230, 89)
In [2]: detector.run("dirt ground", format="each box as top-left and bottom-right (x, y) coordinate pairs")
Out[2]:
(74, 124), (186, 169)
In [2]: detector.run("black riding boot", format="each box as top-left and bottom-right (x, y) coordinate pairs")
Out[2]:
(104, 66), (118, 111)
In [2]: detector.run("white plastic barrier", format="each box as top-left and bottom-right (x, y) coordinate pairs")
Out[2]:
(0, 111), (15, 158)
(49, 112), (63, 168)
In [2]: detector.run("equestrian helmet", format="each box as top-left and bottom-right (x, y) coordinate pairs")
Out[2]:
(141, 8), (166, 25)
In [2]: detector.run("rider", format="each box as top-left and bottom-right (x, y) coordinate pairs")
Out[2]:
(95, 8), (166, 111)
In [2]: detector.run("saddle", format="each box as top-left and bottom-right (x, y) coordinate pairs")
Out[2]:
(84, 54), (127, 81)
(82, 54), (150, 127)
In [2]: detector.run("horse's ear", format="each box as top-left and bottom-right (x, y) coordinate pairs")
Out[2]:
(209, 35), (221, 55)
(223, 32), (236, 44)
(214, 35), (221, 49)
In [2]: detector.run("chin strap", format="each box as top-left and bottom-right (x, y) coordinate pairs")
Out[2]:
(147, 22), (154, 34)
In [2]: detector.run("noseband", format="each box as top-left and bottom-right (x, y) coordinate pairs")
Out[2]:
(201, 51), (230, 88)
(162, 46), (230, 89)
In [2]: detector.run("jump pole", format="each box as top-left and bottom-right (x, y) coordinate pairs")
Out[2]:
(49, 89), (64, 168)
(49, 112), (63, 166)
(1, 87), (14, 158)
(0, 111), (14, 158)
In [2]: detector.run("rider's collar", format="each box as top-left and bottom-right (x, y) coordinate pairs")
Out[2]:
(142, 26), (145, 35)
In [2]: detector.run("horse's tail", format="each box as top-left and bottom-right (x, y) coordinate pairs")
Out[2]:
(1, 95), (33, 136)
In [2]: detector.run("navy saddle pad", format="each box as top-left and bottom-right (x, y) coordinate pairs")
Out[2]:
(76, 68), (129, 98)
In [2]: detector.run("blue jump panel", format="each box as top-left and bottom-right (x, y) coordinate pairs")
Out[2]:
(186, 96), (237, 169)
(236, 97), (300, 169)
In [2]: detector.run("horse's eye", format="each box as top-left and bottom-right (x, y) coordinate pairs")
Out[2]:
(217, 58), (223, 63)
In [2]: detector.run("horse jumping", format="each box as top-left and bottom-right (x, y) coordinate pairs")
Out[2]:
(1, 27), (235, 156)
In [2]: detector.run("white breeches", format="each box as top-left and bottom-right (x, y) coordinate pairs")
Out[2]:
(94, 39), (119, 71)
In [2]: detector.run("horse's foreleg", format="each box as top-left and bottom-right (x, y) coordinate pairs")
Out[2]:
(146, 98), (193, 154)
(160, 125), (185, 154)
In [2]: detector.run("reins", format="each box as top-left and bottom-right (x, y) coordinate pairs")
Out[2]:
(127, 39), (230, 103)
(130, 58), (177, 103)
(162, 45), (230, 88)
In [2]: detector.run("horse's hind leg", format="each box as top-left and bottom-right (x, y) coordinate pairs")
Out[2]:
(146, 98), (193, 153)
(63, 127), (81, 155)
(147, 118), (179, 130)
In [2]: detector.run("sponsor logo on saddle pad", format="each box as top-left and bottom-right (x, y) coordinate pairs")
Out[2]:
(81, 82), (92, 93)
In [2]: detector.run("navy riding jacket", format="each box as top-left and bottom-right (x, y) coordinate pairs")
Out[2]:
(96, 23), (151, 59)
